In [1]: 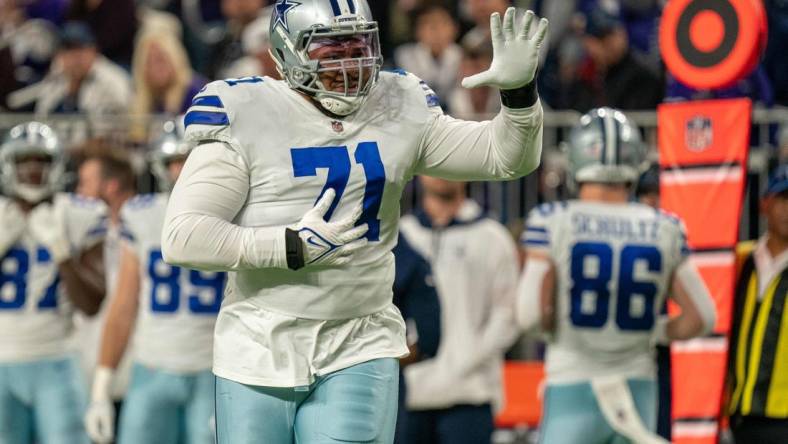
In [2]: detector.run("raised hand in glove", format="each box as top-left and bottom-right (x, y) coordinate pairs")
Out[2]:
(287, 188), (368, 269)
(0, 200), (26, 256)
(462, 8), (549, 90)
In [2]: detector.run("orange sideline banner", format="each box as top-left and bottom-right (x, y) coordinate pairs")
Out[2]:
(658, 98), (752, 444)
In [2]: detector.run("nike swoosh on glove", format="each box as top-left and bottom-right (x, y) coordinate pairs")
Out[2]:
(462, 8), (548, 90)
(292, 188), (368, 267)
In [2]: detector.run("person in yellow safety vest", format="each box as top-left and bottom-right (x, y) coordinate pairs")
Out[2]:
(728, 164), (788, 444)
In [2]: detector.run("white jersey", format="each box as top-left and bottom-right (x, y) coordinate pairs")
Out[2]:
(122, 194), (223, 373)
(0, 193), (107, 362)
(523, 200), (689, 383)
(171, 72), (543, 386)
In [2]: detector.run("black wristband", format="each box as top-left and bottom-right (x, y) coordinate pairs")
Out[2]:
(285, 228), (305, 270)
(500, 79), (538, 109)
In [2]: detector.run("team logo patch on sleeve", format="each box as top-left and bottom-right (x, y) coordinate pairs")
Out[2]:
(419, 80), (440, 108)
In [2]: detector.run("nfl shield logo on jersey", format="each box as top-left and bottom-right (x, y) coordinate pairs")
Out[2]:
(331, 121), (344, 133)
(685, 116), (713, 152)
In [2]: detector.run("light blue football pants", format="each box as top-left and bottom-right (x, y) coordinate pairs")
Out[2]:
(0, 356), (89, 444)
(540, 378), (657, 444)
(215, 358), (399, 444)
(118, 364), (215, 444)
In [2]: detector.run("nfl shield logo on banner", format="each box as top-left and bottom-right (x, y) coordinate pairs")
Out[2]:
(685, 116), (713, 152)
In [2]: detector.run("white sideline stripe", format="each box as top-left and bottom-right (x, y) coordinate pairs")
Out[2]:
(690, 251), (735, 268)
(662, 166), (743, 185)
(672, 336), (728, 353)
(673, 421), (718, 437)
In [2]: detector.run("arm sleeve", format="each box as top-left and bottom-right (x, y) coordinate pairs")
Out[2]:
(415, 101), (543, 181)
(161, 142), (288, 271)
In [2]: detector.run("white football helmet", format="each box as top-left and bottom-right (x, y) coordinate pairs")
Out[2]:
(269, 0), (382, 116)
(0, 121), (66, 203)
(568, 107), (647, 188)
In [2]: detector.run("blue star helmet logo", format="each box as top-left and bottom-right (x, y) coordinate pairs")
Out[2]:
(274, 0), (301, 33)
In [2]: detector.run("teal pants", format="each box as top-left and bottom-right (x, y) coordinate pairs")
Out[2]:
(540, 379), (657, 444)
(118, 364), (214, 444)
(0, 357), (89, 444)
(215, 358), (399, 444)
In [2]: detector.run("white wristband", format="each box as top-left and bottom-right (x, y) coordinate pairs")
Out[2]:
(91, 366), (114, 402)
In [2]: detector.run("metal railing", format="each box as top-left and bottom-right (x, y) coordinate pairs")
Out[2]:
(2, 107), (786, 239)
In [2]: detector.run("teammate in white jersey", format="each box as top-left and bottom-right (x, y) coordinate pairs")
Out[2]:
(517, 108), (717, 444)
(84, 124), (225, 444)
(0, 122), (107, 444)
(160, 0), (547, 442)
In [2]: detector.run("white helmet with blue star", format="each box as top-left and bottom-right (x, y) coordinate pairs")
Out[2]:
(269, 0), (382, 116)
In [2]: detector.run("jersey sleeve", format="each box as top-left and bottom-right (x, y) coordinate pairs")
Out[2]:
(118, 194), (158, 257)
(413, 74), (543, 181)
(659, 210), (691, 271)
(521, 203), (558, 254)
(183, 80), (247, 149)
(57, 193), (109, 251)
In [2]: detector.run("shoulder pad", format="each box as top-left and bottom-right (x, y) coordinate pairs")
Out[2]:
(380, 70), (442, 112)
(184, 77), (265, 146)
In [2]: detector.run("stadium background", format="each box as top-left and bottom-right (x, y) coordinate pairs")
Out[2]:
(1, 0), (787, 443)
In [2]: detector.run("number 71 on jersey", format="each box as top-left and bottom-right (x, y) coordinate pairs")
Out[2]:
(291, 141), (385, 242)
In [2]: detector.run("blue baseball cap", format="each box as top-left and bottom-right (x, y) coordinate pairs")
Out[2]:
(764, 164), (788, 196)
(59, 21), (95, 49)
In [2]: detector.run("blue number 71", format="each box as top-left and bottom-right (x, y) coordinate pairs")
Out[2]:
(291, 142), (385, 241)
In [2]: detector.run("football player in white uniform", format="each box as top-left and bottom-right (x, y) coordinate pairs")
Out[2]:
(0, 122), (107, 444)
(517, 108), (717, 444)
(84, 125), (225, 444)
(161, 1), (547, 442)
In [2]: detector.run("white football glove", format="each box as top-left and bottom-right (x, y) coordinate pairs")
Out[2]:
(84, 366), (115, 444)
(462, 8), (549, 90)
(0, 200), (25, 257)
(293, 188), (369, 267)
(27, 201), (72, 264)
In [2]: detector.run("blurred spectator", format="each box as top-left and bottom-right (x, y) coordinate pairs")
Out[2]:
(446, 38), (499, 120)
(762, 0), (788, 106)
(665, 67), (774, 106)
(727, 165), (788, 444)
(399, 177), (520, 444)
(35, 22), (132, 117)
(131, 30), (207, 116)
(392, 232), (442, 444)
(66, 0), (138, 67)
(560, 6), (662, 112)
(461, 0), (509, 50)
(221, 8), (278, 79)
(394, 5), (462, 102)
(0, 2), (60, 110)
(209, 0), (266, 80)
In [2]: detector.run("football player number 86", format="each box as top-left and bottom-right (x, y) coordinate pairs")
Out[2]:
(569, 242), (662, 331)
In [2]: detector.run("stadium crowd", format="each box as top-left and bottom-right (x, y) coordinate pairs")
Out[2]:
(1, 0), (788, 121)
